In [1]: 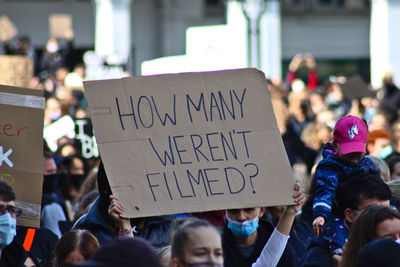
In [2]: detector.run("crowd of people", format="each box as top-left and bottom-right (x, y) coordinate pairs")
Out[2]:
(2, 33), (400, 267)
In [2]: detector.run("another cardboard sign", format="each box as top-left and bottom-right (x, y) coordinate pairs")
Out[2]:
(43, 115), (75, 153)
(0, 85), (44, 227)
(341, 75), (376, 100)
(0, 16), (17, 42)
(84, 68), (295, 218)
(49, 14), (72, 38)
(74, 118), (99, 159)
(0, 56), (33, 88)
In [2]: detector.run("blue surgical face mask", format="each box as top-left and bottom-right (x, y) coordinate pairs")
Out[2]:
(380, 145), (393, 159)
(49, 110), (61, 121)
(0, 213), (16, 248)
(364, 107), (376, 122)
(227, 212), (259, 238)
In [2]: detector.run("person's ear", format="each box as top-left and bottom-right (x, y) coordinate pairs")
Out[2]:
(171, 258), (181, 267)
(259, 207), (266, 218)
(344, 208), (356, 223)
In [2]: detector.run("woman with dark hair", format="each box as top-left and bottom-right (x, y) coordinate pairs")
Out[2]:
(339, 205), (400, 267)
(54, 229), (99, 266)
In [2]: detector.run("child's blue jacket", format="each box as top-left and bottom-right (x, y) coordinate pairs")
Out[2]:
(313, 142), (379, 219)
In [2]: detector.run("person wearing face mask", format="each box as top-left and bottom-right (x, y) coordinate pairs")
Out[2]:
(222, 184), (304, 267)
(41, 150), (68, 238)
(0, 180), (40, 267)
(223, 207), (298, 267)
(170, 184), (304, 267)
(10, 147), (60, 267)
(39, 29), (74, 78)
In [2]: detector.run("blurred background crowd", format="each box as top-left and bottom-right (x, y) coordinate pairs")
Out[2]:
(2, 0), (400, 266)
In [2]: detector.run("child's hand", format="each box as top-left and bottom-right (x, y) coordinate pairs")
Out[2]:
(312, 216), (325, 236)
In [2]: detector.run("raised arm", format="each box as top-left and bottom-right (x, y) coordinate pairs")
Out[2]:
(252, 183), (305, 267)
(276, 183), (305, 235)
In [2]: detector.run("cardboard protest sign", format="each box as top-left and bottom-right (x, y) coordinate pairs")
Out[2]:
(0, 16), (17, 42)
(84, 68), (295, 218)
(74, 118), (99, 159)
(49, 14), (72, 38)
(43, 115), (75, 152)
(0, 56), (33, 88)
(340, 75), (375, 100)
(0, 85), (44, 227)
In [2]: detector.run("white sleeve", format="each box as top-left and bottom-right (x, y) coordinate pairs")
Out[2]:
(252, 228), (289, 267)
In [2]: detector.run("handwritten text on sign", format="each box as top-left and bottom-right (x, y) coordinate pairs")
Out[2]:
(115, 88), (260, 201)
(85, 69), (294, 217)
(0, 86), (44, 227)
(75, 119), (99, 159)
(0, 121), (28, 176)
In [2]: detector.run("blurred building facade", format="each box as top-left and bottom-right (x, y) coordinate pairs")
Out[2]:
(0, 0), (398, 87)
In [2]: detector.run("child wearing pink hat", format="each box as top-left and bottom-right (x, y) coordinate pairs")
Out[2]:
(311, 115), (379, 255)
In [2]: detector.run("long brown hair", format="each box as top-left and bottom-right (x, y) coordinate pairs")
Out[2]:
(54, 229), (100, 266)
(339, 205), (400, 267)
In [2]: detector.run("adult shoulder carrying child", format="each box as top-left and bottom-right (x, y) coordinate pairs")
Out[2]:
(312, 115), (379, 236)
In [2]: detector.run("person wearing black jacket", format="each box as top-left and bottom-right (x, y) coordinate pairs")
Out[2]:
(73, 161), (174, 249)
(222, 207), (298, 267)
(0, 181), (40, 267)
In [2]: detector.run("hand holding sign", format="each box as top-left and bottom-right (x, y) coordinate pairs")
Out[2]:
(84, 69), (295, 218)
(108, 195), (133, 237)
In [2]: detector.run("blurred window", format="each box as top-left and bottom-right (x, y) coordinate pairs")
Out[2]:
(205, 0), (225, 16)
(282, 0), (369, 13)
